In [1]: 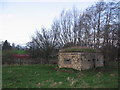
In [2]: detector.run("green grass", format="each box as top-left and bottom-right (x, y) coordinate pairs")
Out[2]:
(12, 50), (28, 54)
(2, 61), (118, 88)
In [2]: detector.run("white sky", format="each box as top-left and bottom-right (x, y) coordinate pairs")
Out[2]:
(0, 0), (118, 46)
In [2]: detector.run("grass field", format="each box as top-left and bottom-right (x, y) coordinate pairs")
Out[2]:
(2, 61), (118, 88)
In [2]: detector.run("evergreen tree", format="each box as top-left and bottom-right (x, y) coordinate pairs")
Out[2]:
(2, 40), (12, 50)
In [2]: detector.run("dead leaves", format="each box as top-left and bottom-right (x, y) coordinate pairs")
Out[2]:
(110, 73), (116, 77)
(66, 77), (78, 86)
(96, 72), (103, 78)
(36, 80), (63, 88)
(36, 82), (41, 87)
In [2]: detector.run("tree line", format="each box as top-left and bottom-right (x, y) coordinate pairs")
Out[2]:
(2, 40), (28, 64)
(26, 1), (119, 63)
(2, 1), (119, 64)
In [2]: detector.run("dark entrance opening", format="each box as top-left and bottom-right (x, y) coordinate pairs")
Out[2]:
(92, 59), (96, 69)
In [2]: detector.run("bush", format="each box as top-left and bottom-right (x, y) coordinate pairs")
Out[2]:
(2, 50), (15, 64)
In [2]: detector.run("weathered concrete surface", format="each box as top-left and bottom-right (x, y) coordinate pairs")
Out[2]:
(58, 52), (104, 71)
(58, 52), (82, 71)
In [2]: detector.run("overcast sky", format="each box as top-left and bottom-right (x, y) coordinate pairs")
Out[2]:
(0, 0), (117, 46)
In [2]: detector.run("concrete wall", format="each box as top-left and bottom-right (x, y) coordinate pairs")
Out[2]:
(81, 53), (94, 70)
(58, 52), (82, 71)
(95, 54), (104, 67)
(81, 53), (104, 70)
(58, 52), (104, 71)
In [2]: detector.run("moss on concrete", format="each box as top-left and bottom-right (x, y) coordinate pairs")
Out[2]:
(60, 47), (100, 53)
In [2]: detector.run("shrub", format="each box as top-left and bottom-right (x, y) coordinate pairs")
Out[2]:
(2, 50), (15, 64)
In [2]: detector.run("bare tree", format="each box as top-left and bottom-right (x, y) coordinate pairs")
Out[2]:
(27, 1), (119, 63)
(30, 28), (59, 63)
